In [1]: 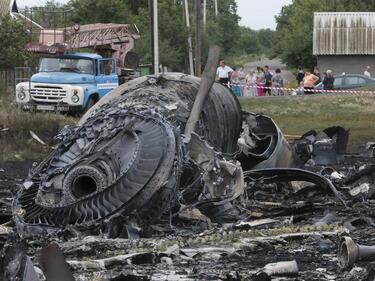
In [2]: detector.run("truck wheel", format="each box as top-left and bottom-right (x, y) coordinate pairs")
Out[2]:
(85, 96), (96, 111)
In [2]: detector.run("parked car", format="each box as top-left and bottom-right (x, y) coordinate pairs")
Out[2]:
(315, 74), (375, 91)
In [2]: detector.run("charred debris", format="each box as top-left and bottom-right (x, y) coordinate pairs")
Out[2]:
(2, 71), (375, 280)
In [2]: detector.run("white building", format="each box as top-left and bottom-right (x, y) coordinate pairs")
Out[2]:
(0, 0), (18, 17)
(313, 12), (375, 74)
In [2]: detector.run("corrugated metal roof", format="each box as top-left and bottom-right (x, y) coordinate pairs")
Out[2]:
(313, 12), (375, 55)
(0, 0), (12, 17)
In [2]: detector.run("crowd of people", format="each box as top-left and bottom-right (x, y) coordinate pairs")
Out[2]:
(215, 59), (371, 96)
(216, 59), (286, 97)
(297, 66), (335, 95)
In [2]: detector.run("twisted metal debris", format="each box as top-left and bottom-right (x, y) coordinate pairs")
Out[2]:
(15, 73), (246, 227)
(5, 72), (375, 280)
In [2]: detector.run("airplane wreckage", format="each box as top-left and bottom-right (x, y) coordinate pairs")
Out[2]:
(2, 50), (375, 280)
(14, 72), (346, 229)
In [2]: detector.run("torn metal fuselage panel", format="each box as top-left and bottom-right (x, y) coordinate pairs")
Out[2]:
(237, 111), (295, 170)
(244, 168), (347, 207)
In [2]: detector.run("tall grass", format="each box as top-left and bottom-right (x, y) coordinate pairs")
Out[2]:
(0, 93), (76, 161)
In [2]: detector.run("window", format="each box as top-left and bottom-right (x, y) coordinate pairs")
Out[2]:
(99, 60), (115, 75)
(345, 77), (359, 85)
(358, 77), (366, 85)
(334, 77), (342, 87)
(39, 57), (94, 74)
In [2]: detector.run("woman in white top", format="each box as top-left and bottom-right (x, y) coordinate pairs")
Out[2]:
(245, 69), (257, 97)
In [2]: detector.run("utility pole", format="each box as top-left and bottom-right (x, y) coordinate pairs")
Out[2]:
(203, 0), (206, 30)
(183, 0), (194, 76)
(214, 0), (218, 16)
(195, 0), (202, 76)
(153, 0), (159, 74)
(149, 0), (155, 74)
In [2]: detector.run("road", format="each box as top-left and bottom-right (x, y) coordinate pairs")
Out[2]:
(245, 58), (294, 85)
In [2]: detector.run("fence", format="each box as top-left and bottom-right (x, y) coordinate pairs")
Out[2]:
(0, 68), (33, 95)
(0, 69), (15, 94)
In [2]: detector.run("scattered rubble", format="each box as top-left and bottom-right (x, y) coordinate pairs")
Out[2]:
(293, 126), (349, 166)
(1, 73), (375, 280)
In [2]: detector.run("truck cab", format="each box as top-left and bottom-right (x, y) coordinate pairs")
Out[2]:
(16, 52), (118, 112)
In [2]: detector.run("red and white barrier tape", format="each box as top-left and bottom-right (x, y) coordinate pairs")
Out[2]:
(228, 83), (375, 95)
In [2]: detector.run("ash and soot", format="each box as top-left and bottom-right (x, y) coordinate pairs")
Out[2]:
(1, 70), (375, 280)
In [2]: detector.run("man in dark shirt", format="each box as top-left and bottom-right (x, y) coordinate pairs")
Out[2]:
(263, 65), (272, 95)
(296, 67), (305, 86)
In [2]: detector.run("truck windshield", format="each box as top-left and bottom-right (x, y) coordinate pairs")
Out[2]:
(39, 57), (94, 74)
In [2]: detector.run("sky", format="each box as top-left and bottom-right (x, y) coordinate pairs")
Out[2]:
(17, 0), (292, 31)
(237, 0), (293, 30)
(16, 0), (68, 7)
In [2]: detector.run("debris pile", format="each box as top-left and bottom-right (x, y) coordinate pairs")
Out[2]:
(1, 73), (375, 280)
(293, 126), (349, 166)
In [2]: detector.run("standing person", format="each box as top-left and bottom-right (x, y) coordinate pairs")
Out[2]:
(364, 66), (371, 77)
(271, 68), (284, 96)
(216, 59), (233, 87)
(263, 65), (273, 96)
(313, 66), (322, 85)
(230, 68), (242, 97)
(303, 72), (319, 95)
(245, 69), (257, 97)
(255, 67), (264, 96)
(323, 70), (335, 91)
(296, 67), (305, 86)
(238, 65), (246, 96)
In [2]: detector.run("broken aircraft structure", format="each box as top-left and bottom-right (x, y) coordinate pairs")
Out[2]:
(4, 71), (375, 280)
(14, 73), (346, 232)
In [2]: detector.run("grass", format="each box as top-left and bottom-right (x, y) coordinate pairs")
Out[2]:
(240, 93), (375, 150)
(0, 92), (76, 161)
(1, 85), (375, 161)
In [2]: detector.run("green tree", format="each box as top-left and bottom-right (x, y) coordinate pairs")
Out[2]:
(48, 0), (258, 71)
(69, 0), (136, 24)
(257, 28), (276, 51)
(204, 0), (241, 55)
(274, 0), (375, 68)
(274, 0), (325, 68)
(0, 16), (31, 68)
(237, 27), (260, 54)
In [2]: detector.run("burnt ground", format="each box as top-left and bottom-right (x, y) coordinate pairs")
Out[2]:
(2, 155), (375, 281)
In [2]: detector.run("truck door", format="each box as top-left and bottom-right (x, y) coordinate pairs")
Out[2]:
(96, 59), (119, 98)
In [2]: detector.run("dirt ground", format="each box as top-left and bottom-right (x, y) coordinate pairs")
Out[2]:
(2, 152), (375, 280)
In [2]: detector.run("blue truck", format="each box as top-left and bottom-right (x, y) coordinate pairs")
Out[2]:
(15, 53), (120, 112)
(14, 17), (140, 113)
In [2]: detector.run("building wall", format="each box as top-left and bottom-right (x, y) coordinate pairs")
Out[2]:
(0, 0), (11, 17)
(314, 13), (375, 55)
(317, 55), (375, 75)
